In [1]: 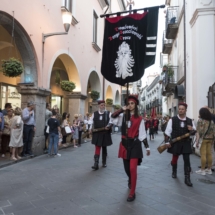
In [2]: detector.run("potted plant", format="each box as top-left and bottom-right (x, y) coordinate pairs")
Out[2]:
(60, 80), (76, 92)
(1, 58), (24, 77)
(162, 64), (174, 77)
(106, 98), (113, 105)
(113, 104), (121, 110)
(90, 90), (100, 101)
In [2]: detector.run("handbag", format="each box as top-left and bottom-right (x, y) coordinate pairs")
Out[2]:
(65, 126), (72, 134)
(46, 126), (49, 134)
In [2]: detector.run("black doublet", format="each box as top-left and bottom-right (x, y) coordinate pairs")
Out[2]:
(167, 116), (193, 155)
(91, 111), (113, 147)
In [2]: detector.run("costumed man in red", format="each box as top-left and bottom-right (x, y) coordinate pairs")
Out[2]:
(111, 95), (150, 202)
(144, 117), (149, 134)
(154, 117), (159, 134)
(89, 100), (112, 170)
(165, 102), (196, 186)
(149, 117), (154, 140)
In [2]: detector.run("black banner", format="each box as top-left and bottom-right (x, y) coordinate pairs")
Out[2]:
(101, 9), (159, 86)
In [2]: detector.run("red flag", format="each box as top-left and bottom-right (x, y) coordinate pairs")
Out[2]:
(151, 107), (155, 118)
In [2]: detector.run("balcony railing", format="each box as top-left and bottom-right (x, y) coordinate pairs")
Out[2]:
(162, 66), (178, 93)
(162, 31), (173, 54)
(165, 7), (179, 39)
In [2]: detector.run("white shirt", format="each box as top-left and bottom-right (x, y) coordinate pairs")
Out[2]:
(89, 110), (112, 130)
(165, 115), (196, 137)
(112, 113), (150, 150)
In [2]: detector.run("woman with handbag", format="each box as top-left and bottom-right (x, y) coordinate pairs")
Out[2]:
(196, 108), (215, 175)
(1, 108), (13, 158)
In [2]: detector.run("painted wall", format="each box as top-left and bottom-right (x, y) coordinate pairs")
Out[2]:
(1, 0), (121, 99)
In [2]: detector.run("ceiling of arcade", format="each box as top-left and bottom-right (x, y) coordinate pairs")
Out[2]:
(49, 54), (81, 92)
(0, 25), (22, 85)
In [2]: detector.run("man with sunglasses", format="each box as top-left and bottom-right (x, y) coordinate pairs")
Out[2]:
(111, 95), (150, 202)
(89, 100), (113, 170)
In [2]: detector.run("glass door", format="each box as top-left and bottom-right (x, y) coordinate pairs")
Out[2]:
(0, 84), (21, 110)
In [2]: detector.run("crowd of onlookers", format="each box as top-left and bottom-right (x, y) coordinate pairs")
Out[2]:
(0, 102), (92, 161)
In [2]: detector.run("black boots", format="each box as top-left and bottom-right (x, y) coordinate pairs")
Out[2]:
(102, 151), (107, 167)
(127, 193), (135, 202)
(102, 154), (107, 167)
(102, 147), (107, 167)
(171, 163), (177, 178)
(184, 166), (193, 187)
(92, 155), (99, 170)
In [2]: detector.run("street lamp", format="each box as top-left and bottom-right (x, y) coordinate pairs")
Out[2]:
(42, 11), (72, 43)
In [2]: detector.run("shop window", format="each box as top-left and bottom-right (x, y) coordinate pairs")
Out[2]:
(0, 84), (21, 110)
(51, 95), (62, 113)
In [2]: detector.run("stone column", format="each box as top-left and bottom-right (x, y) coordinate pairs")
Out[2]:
(67, 92), (87, 119)
(91, 101), (98, 113)
(17, 84), (51, 155)
(106, 104), (114, 113)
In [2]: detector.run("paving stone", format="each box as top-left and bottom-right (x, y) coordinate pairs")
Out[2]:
(167, 201), (201, 214)
(0, 133), (214, 215)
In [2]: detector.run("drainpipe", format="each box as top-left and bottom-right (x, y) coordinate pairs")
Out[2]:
(102, 0), (110, 100)
(183, 0), (186, 102)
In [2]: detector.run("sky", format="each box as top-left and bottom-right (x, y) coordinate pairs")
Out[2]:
(124, 0), (166, 87)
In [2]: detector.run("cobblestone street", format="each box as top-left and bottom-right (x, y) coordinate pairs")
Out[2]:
(0, 132), (215, 215)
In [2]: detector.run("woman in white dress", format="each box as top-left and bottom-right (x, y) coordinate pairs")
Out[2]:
(9, 107), (23, 161)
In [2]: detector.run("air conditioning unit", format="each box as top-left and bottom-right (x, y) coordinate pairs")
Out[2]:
(98, 0), (110, 9)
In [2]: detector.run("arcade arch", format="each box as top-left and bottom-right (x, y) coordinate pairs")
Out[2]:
(0, 11), (38, 109)
(85, 71), (101, 113)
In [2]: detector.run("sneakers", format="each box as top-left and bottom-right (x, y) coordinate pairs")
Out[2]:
(74, 145), (78, 148)
(205, 169), (213, 175)
(57, 153), (61, 157)
(196, 169), (206, 175)
(1, 154), (5, 158)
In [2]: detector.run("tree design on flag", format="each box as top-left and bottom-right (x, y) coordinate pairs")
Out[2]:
(115, 41), (135, 79)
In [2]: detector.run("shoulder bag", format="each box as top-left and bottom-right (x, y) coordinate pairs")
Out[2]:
(195, 121), (211, 154)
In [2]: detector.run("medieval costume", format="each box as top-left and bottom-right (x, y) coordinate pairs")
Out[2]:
(89, 100), (112, 170)
(111, 95), (150, 202)
(144, 118), (149, 134)
(154, 118), (159, 134)
(148, 118), (154, 140)
(165, 102), (196, 187)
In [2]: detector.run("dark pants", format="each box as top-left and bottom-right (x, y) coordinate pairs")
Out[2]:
(172, 154), (191, 168)
(22, 125), (34, 155)
(62, 135), (67, 144)
(1, 134), (10, 154)
(44, 126), (49, 150)
(78, 131), (82, 145)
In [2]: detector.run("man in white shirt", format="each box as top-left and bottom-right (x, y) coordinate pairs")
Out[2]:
(165, 102), (195, 187)
(89, 100), (112, 170)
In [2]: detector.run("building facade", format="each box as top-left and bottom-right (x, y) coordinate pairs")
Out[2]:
(161, 0), (215, 119)
(0, 0), (125, 154)
(140, 75), (163, 117)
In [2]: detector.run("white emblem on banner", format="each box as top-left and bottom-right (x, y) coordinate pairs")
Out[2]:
(115, 42), (135, 79)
